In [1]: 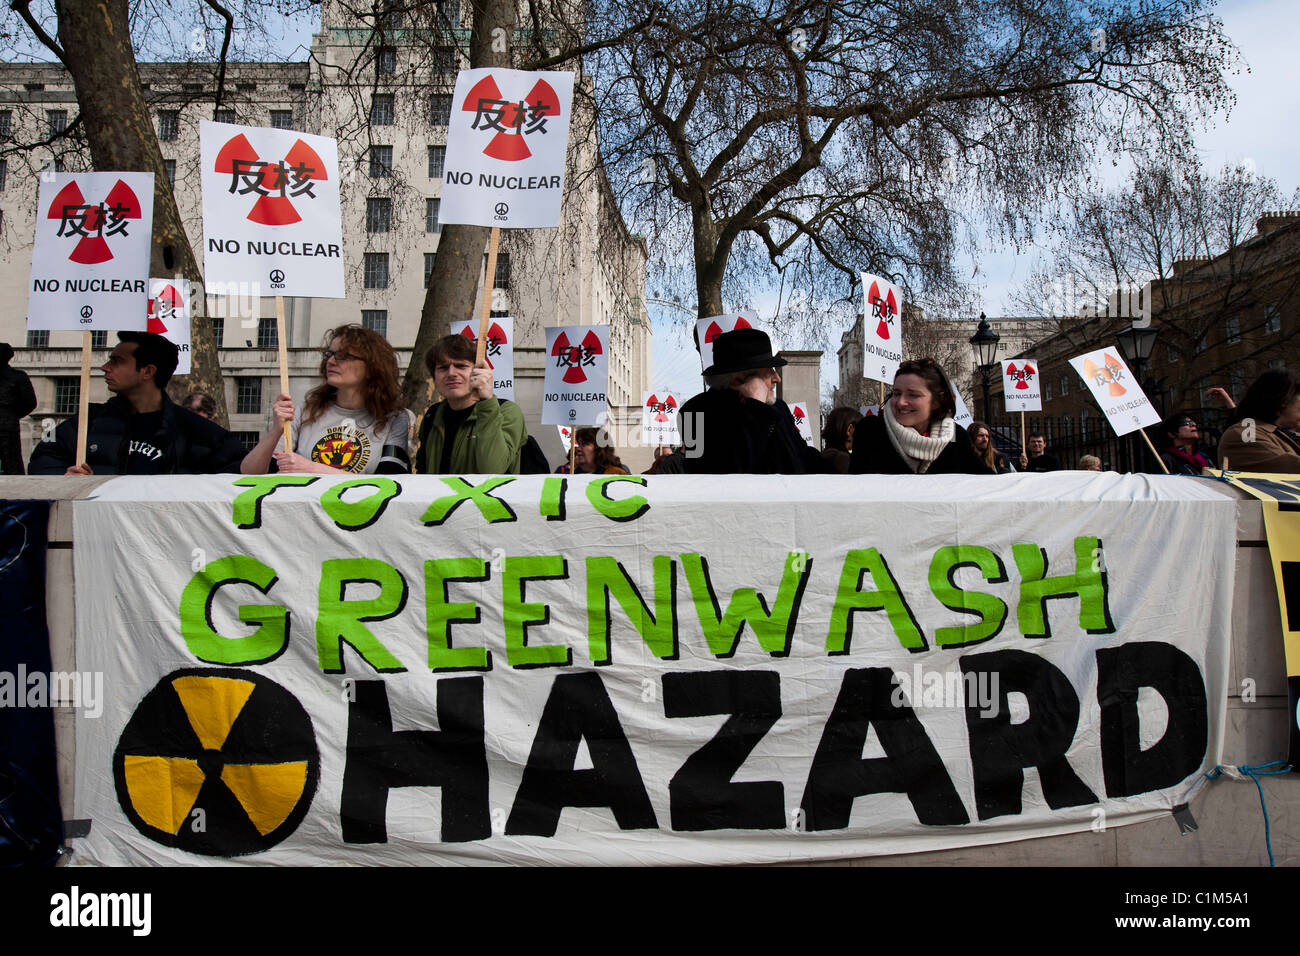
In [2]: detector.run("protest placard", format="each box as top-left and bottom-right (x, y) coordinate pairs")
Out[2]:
(542, 326), (609, 425)
(1068, 348), (1161, 437)
(860, 273), (904, 384)
(450, 316), (515, 401)
(642, 391), (681, 445)
(148, 278), (192, 375)
(1001, 359), (1042, 413)
(696, 312), (759, 373)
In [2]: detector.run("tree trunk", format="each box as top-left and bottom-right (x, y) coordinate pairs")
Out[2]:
(54, 0), (226, 423)
(402, 0), (517, 412)
(693, 210), (727, 317)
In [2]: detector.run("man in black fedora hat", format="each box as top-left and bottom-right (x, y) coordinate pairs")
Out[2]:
(678, 327), (827, 474)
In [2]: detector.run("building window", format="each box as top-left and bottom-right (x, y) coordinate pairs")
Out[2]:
(236, 378), (262, 415)
(1059, 376), (1068, 397)
(158, 110), (179, 141)
(427, 146), (445, 179)
(270, 110), (294, 130)
(489, 309), (509, 319)
(289, 83), (306, 92)
(430, 93), (452, 125)
(91, 330), (108, 350)
(47, 110), (67, 136)
(211, 317), (224, 347)
(426, 198), (441, 233)
(26, 330), (48, 349)
(233, 431), (261, 451)
(0, 110), (10, 141)
(436, 0), (460, 25)
(0, 159), (6, 191)
(1044, 381), (1053, 402)
(361, 310), (388, 336)
(486, 252), (510, 289)
(1266, 304), (1281, 334)
(370, 146), (393, 178)
(1167, 344), (1180, 364)
(54, 157), (65, 172)
(54, 378), (79, 415)
(257, 317), (277, 348)
(424, 253), (436, 288)
(432, 46), (456, 74)
(364, 252), (389, 289)
(236, 82), (257, 93)
(214, 109), (237, 124)
(164, 160), (176, 185)
(1226, 315), (1240, 344)
(377, 0), (403, 31)
(183, 83), (203, 93)
(366, 197), (392, 233)
(370, 93), (395, 126)
(377, 47), (396, 75)
(1196, 331), (1208, 353)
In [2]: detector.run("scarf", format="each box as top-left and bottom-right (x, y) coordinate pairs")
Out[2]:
(883, 403), (955, 473)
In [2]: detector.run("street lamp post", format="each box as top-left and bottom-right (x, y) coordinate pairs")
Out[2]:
(1115, 323), (1160, 470)
(969, 313), (1000, 420)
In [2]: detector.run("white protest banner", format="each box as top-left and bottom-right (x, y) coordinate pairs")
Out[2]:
(148, 278), (192, 375)
(450, 316), (515, 401)
(28, 172), (153, 331)
(200, 121), (344, 298)
(951, 384), (974, 429)
(860, 273), (903, 384)
(696, 312), (759, 373)
(71, 473), (1235, 865)
(557, 425), (573, 453)
(1069, 348), (1161, 437)
(641, 391), (681, 445)
(439, 69), (575, 229)
(542, 325), (609, 425)
(790, 401), (814, 444)
(1001, 359), (1042, 412)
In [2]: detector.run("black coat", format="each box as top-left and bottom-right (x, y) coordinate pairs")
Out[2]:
(678, 388), (828, 475)
(849, 416), (993, 475)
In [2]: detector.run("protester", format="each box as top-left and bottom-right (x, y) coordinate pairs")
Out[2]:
(0, 342), (36, 475)
(851, 358), (991, 474)
(1154, 412), (1214, 475)
(969, 421), (1015, 474)
(1078, 454), (1103, 471)
(416, 333), (525, 474)
(555, 427), (630, 474)
(1019, 432), (1062, 472)
(644, 444), (685, 474)
(242, 324), (410, 475)
(183, 391), (216, 420)
(30, 332), (245, 475)
(678, 328), (827, 474)
(821, 407), (862, 474)
(1217, 369), (1300, 473)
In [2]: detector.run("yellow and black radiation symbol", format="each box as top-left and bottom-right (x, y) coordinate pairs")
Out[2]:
(311, 426), (370, 472)
(113, 668), (319, 856)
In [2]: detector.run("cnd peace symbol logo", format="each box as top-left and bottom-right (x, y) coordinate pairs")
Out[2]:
(269, 269), (286, 284)
(114, 669), (319, 856)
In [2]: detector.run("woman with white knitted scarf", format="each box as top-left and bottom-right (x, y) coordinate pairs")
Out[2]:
(850, 358), (992, 475)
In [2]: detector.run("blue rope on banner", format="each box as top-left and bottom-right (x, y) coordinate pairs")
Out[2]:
(1204, 467), (1239, 483)
(1206, 761), (1291, 866)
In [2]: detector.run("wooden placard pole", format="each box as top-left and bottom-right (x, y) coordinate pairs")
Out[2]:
(75, 330), (92, 467)
(477, 226), (501, 366)
(1140, 427), (1171, 474)
(276, 295), (292, 452)
(1020, 411), (1026, 452)
(569, 438), (576, 475)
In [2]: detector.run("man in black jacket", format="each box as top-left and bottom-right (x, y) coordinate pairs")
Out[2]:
(0, 343), (37, 474)
(678, 328), (826, 474)
(29, 332), (245, 475)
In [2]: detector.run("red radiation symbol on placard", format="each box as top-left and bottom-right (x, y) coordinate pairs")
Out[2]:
(148, 284), (184, 334)
(457, 322), (508, 369)
(1004, 362), (1036, 391)
(462, 75), (561, 162)
(215, 134), (327, 226)
(551, 330), (602, 384)
(47, 179), (143, 264)
(646, 394), (678, 422)
(1083, 355), (1127, 397)
(793, 406), (807, 426)
(867, 281), (899, 340)
(704, 315), (753, 344)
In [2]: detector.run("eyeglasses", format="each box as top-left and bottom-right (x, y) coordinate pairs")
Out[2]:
(1179, 419), (1199, 428)
(322, 349), (359, 363)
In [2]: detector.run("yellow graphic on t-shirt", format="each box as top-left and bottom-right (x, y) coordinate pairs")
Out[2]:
(312, 425), (370, 472)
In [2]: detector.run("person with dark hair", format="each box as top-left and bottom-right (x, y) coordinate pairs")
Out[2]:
(184, 391), (217, 420)
(1217, 369), (1300, 472)
(969, 421), (1015, 474)
(822, 406), (862, 473)
(1154, 411), (1213, 474)
(0, 342), (36, 474)
(1019, 432), (1061, 472)
(678, 327), (827, 474)
(243, 324), (410, 474)
(416, 332), (525, 474)
(555, 427), (630, 474)
(29, 332), (244, 475)
(850, 358), (990, 474)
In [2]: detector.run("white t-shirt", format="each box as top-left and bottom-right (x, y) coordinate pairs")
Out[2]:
(292, 403), (410, 474)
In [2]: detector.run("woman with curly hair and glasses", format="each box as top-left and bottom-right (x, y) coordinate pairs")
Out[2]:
(241, 324), (411, 475)
(850, 358), (992, 475)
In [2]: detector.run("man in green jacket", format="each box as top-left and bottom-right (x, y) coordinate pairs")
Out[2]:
(417, 333), (526, 474)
